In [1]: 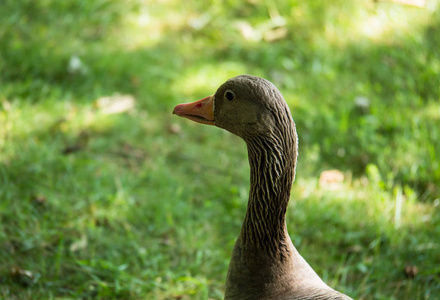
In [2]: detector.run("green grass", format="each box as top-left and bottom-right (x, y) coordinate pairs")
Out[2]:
(1, 0), (440, 299)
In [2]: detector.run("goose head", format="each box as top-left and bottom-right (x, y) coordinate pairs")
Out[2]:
(173, 75), (294, 143)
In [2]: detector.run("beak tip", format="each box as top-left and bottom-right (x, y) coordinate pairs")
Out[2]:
(172, 96), (214, 125)
(172, 105), (181, 116)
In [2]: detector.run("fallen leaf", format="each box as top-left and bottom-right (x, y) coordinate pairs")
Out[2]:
(10, 266), (36, 286)
(67, 55), (88, 75)
(346, 244), (363, 254)
(70, 234), (88, 252)
(319, 169), (344, 189)
(235, 21), (262, 41)
(31, 195), (47, 206)
(168, 123), (181, 135)
(263, 27), (288, 42)
(404, 265), (418, 278)
(96, 94), (136, 115)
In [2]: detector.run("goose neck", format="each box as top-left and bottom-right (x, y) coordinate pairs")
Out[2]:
(240, 130), (297, 257)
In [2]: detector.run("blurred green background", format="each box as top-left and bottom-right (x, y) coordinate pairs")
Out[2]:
(1, 0), (439, 299)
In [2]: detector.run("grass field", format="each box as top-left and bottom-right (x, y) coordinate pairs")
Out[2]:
(1, 0), (440, 299)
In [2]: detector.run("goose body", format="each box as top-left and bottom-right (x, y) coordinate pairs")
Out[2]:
(173, 75), (352, 300)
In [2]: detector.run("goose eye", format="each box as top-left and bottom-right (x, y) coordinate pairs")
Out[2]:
(224, 90), (235, 101)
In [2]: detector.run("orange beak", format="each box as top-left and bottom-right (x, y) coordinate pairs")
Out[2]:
(173, 95), (215, 125)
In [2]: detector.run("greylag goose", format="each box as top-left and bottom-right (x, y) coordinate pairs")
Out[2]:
(173, 75), (352, 300)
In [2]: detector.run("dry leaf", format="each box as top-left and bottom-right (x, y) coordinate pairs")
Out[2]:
(96, 94), (136, 115)
(404, 265), (418, 278)
(319, 169), (344, 189)
(10, 266), (35, 286)
(263, 27), (288, 42)
(70, 234), (88, 252)
(168, 123), (181, 135)
(31, 195), (47, 206)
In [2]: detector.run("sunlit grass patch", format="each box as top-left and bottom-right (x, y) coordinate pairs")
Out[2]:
(173, 62), (249, 98)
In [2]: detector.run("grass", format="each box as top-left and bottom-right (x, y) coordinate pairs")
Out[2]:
(1, 0), (440, 299)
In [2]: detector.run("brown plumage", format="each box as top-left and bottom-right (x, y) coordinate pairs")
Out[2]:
(173, 75), (352, 300)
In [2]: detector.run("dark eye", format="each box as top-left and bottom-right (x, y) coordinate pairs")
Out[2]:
(224, 90), (235, 101)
